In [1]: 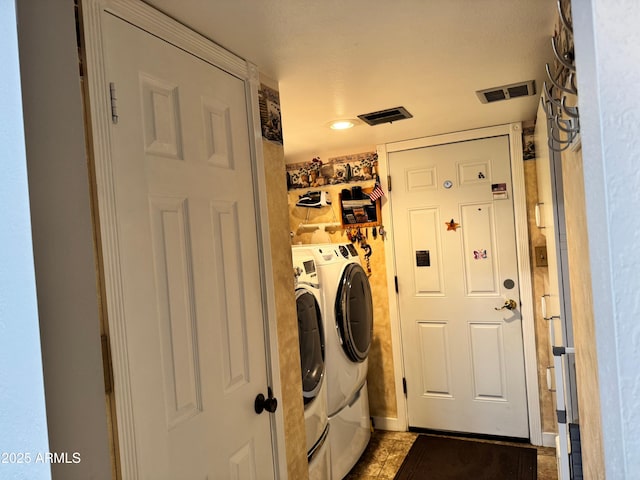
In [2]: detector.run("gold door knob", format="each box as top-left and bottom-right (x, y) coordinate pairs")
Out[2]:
(495, 299), (517, 311)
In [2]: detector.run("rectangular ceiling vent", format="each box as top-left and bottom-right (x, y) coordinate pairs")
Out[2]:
(476, 80), (536, 104)
(358, 106), (413, 126)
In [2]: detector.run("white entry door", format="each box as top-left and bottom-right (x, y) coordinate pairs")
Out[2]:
(389, 135), (529, 438)
(101, 13), (275, 478)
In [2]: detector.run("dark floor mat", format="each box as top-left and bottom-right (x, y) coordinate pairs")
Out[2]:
(394, 435), (537, 480)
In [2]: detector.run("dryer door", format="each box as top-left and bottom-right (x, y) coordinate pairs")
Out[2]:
(296, 289), (325, 404)
(336, 263), (373, 362)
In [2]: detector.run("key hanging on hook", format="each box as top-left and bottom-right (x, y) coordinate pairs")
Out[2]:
(362, 242), (373, 275)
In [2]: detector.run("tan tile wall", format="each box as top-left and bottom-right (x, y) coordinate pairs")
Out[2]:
(263, 140), (309, 480)
(523, 159), (558, 434)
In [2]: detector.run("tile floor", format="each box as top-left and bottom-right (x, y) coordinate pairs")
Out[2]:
(344, 430), (559, 480)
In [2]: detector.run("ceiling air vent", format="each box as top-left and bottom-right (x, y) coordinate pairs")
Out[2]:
(357, 106), (413, 126)
(476, 80), (536, 104)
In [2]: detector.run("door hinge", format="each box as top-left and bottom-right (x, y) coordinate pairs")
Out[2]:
(387, 175), (392, 192)
(557, 409), (567, 424)
(402, 377), (407, 396)
(101, 334), (114, 394)
(394, 276), (399, 293)
(109, 82), (119, 124)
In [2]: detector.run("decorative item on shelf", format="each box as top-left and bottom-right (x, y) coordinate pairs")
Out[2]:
(344, 163), (352, 181)
(285, 151), (380, 190)
(352, 152), (378, 180)
(288, 157), (323, 188)
(308, 157), (323, 186)
(542, 0), (580, 152)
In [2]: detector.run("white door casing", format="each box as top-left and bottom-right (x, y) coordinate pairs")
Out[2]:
(81, 1), (284, 477)
(377, 124), (542, 443)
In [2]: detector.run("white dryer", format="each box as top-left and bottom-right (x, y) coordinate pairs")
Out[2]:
(293, 243), (373, 479)
(292, 249), (331, 478)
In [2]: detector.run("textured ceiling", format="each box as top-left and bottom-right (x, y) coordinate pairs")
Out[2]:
(144, 0), (557, 162)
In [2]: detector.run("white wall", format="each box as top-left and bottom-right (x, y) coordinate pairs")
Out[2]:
(572, 0), (640, 476)
(0, 1), (51, 479)
(16, 1), (113, 478)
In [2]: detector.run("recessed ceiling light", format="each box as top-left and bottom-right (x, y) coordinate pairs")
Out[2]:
(329, 119), (356, 130)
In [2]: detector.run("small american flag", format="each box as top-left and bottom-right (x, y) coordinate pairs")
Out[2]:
(369, 177), (385, 202)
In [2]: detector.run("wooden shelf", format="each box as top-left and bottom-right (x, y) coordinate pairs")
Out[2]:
(338, 186), (381, 228)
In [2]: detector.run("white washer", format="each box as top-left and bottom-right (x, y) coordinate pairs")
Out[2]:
(292, 249), (331, 477)
(299, 243), (372, 414)
(293, 243), (373, 479)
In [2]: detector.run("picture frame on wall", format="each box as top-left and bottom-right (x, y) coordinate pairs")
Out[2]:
(258, 84), (283, 144)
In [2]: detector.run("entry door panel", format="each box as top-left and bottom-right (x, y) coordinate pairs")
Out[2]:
(103, 13), (274, 479)
(390, 136), (529, 437)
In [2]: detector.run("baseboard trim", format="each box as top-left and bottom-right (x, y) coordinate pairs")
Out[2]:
(371, 417), (557, 448)
(543, 431), (558, 448)
(372, 416), (405, 432)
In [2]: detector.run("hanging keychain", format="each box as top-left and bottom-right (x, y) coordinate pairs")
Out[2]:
(361, 242), (373, 275)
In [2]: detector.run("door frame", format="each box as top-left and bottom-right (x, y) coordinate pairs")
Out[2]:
(80, 0), (286, 477)
(376, 123), (542, 445)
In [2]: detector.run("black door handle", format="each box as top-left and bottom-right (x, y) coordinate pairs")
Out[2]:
(255, 388), (278, 414)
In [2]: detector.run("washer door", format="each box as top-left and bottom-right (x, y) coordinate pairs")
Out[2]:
(335, 263), (373, 362)
(296, 289), (325, 405)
